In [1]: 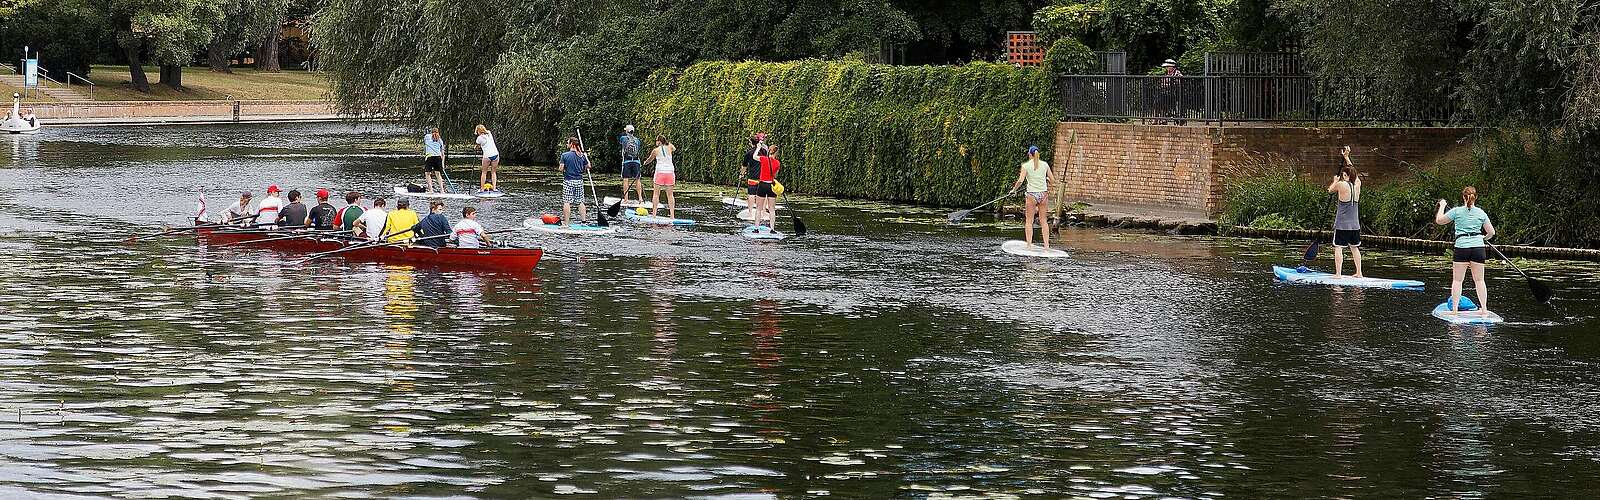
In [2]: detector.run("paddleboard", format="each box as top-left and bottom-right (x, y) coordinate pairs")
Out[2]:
(1001, 240), (1069, 258)
(1272, 266), (1425, 290)
(740, 225), (787, 241)
(737, 208), (756, 221)
(721, 197), (785, 209)
(602, 196), (654, 209)
(521, 218), (617, 235)
(1431, 301), (1504, 325)
(623, 212), (695, 226)
(474, 190), (507, 199)
(393, 186), (476, 200)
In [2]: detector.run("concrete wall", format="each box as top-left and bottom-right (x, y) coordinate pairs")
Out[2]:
(29, 100), (333, 121)
(1054, 122), (1474, 214)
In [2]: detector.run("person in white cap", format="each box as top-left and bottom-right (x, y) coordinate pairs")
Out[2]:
(1158, 59), (1184, 124)
(256, 185), (285, 228)
(618, 125), (644, 204)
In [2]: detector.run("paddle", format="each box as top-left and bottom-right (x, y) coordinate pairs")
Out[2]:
(216, 229), (352, 248)
(123, 214), (254, 243)
(440, 137), (458, 193)
(780, 192), (806, 237)
(948, 187), (1020, 224)
(574, 128), (616, 226)
(1486, 242), (1556, 305)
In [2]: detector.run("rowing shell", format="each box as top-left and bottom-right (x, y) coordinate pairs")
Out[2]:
(194, 224), (541, 273)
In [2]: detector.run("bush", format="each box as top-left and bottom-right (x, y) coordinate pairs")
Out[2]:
(627, 60), (1060, 207)
(1032, 3), (1103, 47)
(1045, 39), (1096, 78)
(1219, 161), (1331, 229)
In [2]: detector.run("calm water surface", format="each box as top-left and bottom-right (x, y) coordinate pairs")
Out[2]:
(1, 123), (1598, 498)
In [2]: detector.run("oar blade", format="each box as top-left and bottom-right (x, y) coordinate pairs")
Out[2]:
(792, 215), (807, 237)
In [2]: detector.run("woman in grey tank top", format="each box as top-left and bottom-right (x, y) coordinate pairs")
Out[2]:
(1326, 146), (1363, 277)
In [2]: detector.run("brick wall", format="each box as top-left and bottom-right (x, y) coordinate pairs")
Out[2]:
(1054, 122), (1214, 211)
(1054, 122), (1473, 214)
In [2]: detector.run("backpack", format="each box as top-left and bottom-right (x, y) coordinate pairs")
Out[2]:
(406, 183), (426, 193)
(621, 136), (640, 160)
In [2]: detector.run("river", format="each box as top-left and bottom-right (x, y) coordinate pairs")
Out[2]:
(1, 122), (1597, 498)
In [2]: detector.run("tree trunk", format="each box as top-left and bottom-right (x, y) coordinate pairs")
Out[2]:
(160, 65), (183, 89)
(255, 30), (281, 72)
(125, 45), (150, 93)
(206, 41), (234, 73)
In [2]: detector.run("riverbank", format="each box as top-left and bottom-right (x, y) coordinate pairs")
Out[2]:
(27, 100), (342, 125)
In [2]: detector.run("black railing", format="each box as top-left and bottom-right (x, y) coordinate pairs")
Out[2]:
(1059, 75), (1462, 125)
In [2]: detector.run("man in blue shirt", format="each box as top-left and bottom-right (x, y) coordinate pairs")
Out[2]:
(618, 125), (644, 204)
(559, 137), (590, 226)
(422, 128), (446, 192)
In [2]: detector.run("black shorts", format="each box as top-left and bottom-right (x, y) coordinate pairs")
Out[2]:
(1333, 229), (1361, 247)
(424, 155), (443, 172)
(621, 160), (642, 179)
(755, 181), (776, 198)
(1453, 246), (1487, 264)
(747, 182), (760, 196)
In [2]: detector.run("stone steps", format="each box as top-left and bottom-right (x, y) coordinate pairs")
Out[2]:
(0, 74), (93, 102)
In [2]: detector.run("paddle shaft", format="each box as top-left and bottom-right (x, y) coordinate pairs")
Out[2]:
(1486, 241), (1556, 305)
(953, 188), (1019, 221)
(575, 128), (610, 225)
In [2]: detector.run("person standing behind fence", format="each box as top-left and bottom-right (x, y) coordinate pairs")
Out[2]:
(1158, 59), (1184, 125)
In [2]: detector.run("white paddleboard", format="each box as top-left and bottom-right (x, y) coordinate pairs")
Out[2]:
(1272, 266), (1425, 290)
(721, 196), (784, 209)
(474, 190), (507, 199)
(522, 218), (617, 235)
(737, 208), (756, 221)
(740, 225), (787, 241)
(393, 186), (476, 200)
(623, 212), (695, 226)
(602, 196), (654, 209)
(1001, 240), (1069, 258)
(1431, 302), (1504, 325)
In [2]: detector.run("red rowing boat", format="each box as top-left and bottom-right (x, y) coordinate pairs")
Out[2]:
(193, 224), (542, 273)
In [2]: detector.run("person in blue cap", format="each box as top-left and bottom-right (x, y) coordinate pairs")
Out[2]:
(1008, 145), (1053, 249)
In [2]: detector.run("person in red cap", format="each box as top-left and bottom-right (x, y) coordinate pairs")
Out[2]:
(256, 185), (285, 227)
(307, 188), (337, 230)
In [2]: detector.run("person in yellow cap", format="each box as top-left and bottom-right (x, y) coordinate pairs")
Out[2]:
(383, 197), (421, 242)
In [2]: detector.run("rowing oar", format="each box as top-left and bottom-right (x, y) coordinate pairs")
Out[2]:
(122, 214), (254, 243)
(295, 228), (522, 264)
(1486, 242), (1556, 305)
(948, 187), (1020, 224)
(216, 229), (352, 248)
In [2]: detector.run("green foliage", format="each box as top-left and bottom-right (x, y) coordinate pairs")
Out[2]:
(1248, 213), (1300, 230)
(1223, 132), (1600, 248)
(207, 0), (288, 67)
(628, 60), (1059, 206)
(1032, 2), (1102, 47)
(1044, 38), (1096, 78)
(105, 0), (225, 66)
(0, 0), (108, 76)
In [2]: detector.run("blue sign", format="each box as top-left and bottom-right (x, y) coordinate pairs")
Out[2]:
(23, 58), (37, 88)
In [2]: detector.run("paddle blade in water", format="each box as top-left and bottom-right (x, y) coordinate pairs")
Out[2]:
(596, 212), (609, 227)
(1302, 239), (1322, 262)
(947, 210), (971, 224)
(1530, 277), (1554, 304)
(792, 216), (808, 236)
(606, 200), (622, 218)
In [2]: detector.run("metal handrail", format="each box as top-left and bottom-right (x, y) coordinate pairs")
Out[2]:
(65, 71), (94, 99)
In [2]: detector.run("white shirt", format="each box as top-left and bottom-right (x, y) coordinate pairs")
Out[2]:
(475, 132), (499, 158)
(452, 218), (486, 248)
(358, 207), (388, 240)
(224, 200), (251, 223)
(256, 195), (284, 226)
(655, 145), (675, 174)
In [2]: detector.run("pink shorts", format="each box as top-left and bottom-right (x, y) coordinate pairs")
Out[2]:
(654, 172), (676, 186)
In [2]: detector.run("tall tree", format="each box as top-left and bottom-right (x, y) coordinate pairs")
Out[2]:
(100, 0), (225, 91)
(0, 0), (109, 76)
(206, 0), (288, 72)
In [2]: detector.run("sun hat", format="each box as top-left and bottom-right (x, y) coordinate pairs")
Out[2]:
(1161, 59), (1177, 67)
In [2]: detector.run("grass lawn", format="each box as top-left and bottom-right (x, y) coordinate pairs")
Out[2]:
(86, 64), (329, 101)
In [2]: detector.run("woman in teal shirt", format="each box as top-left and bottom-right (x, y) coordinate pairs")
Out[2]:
(1434, 186), (1497, 315)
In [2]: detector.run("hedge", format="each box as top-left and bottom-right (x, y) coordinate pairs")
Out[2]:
(627, 60), (1061, 207)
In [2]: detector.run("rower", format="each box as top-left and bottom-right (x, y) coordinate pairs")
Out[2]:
(412, 200), (451, 248)
(257, 185), (285, 228)
(354, 197), (388, 240)
(452, 206), (490, 249)
(277, 189), (308, 228)
(223, 191), (253, 225)
(383, 197), (420, 243)
(335, 191), (365, 233)
(308, 189), (337, 230)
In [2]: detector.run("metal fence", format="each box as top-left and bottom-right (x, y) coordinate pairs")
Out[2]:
(1058, 75), (1460, 125)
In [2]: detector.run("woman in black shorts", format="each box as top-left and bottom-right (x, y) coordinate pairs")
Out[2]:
(1434, 186), (1497, 315)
